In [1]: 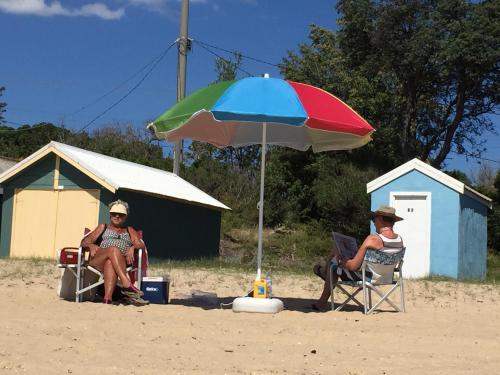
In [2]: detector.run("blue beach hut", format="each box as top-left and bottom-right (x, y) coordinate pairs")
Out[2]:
(367, 158), (492, 280)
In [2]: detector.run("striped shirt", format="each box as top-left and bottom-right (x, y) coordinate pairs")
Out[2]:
(99, 227), (133, 255)
(366, 233), (404, 283)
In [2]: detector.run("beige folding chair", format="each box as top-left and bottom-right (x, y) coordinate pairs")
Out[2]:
(57, 228), (147, 302)
(330, 248), (405, 314)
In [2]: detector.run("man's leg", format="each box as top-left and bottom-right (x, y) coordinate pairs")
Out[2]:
(315, 263), (339, 310)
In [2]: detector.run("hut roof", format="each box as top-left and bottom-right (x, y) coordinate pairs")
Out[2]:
(0, 141), (230, 210)
(367, 158), (492, 209)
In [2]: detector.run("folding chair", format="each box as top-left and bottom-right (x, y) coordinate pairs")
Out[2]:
(57, 228), (148, 302)
(330, 248), (405, 314)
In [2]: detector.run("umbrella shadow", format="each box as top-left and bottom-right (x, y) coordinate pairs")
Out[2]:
(168, 296), (366, 313)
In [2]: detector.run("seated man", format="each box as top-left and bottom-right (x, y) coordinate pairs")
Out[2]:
(312, 204), (404, 311)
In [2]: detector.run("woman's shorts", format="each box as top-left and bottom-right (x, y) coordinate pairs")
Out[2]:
(330, 262), (372, 282)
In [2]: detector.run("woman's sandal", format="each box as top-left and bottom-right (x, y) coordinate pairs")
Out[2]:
(123, 295), (150, 306)
(103, 298), (112, 304)
(313, 264), (326, 281)
(122, 284), (144, 298)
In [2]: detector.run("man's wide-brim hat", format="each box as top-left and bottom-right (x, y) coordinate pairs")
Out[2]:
(369, 204), (403, 222)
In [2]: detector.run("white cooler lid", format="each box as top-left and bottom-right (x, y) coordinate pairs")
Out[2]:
(142, 276), (169, 282)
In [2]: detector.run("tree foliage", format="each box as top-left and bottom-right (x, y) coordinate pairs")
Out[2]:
(0, 123), (168, 169)
(0, 123), (72, 159)
(282, 0), (500, 169)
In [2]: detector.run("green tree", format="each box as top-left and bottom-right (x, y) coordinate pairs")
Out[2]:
(214, 52), (242, 82)
(264, 148), (318, 226)
(444, 169), (472, 185)
(336, 0), (500, 167)
(280, 25), (402, 171)
(0, 123), (71, 159)
(68, 125), (169, 170)
(0, 122), (169, 170)
(281, 0), (500, 169)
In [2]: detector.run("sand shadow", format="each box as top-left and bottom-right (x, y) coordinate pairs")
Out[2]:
(168, 296), (367, 313)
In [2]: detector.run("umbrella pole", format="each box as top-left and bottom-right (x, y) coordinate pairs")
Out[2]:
(256, 122), (267, 281)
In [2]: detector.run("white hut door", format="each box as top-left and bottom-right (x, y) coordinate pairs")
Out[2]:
(391, 193), (431, 278)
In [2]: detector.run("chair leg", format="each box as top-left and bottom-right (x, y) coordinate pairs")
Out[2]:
(137, 249), (143, 290)
(76, 258), (82, 303)
(363, 283), (368, 315)
(366, 283), (401, 314)
(335, 285), (364, 311)
(400, 279), (406, 312)
(330, 266), (335, 311)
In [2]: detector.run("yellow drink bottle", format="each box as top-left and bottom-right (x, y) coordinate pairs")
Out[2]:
(253, 278), (268, 298)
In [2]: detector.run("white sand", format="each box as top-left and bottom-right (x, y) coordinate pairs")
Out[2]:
(0, 259), (499, 374)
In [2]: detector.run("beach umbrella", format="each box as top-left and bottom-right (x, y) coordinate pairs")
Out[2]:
(148, 75), (375, 281)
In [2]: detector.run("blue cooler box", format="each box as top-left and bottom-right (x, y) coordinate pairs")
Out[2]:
(141, 276), (169, 304)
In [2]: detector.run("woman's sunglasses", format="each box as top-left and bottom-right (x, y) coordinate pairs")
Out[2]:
(110, 213), (126, 218)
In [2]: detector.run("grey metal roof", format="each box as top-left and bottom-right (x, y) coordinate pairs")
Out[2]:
(0, 142), (230, 210)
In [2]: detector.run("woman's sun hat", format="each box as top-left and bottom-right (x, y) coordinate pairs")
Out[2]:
(109, 200), (129, 215)
(369, 204), (403, 222)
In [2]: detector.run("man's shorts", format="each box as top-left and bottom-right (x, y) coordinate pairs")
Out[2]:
(330, 261), (372, 282)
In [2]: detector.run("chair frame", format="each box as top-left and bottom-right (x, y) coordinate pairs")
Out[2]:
(329, 248), (406, 314)
(74, 248), (143, 303)
(57, 229), (145, 303)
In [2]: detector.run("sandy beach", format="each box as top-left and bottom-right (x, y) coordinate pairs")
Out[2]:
(0, 259), (499, 374)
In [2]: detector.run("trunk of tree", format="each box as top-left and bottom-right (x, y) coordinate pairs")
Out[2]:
(401, 81), (418, 162)
(431, 84), (466, 168)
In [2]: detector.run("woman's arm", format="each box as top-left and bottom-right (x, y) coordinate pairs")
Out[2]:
(80, 224), (105, 257)
(343, 234), (383, 271)
(125, 227), (143, 265)
(128, 227), (143, 249)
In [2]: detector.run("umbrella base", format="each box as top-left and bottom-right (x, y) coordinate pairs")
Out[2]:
(232, 296), (284, 314)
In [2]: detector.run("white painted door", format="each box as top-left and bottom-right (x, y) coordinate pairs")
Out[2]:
(391, 193), (431, 278)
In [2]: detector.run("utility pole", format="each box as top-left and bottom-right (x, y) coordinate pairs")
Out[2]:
(173, 0), (189, 175)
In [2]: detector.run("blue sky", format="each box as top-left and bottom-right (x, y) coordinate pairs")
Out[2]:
(0, 0), (498, 177)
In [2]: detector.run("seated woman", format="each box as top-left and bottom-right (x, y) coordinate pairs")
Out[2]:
(81, 199), (147, 305)
(312, 205), (404, 311)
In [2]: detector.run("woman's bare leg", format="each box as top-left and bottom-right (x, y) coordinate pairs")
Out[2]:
(103, 259), (117, 300)
(89, 247), (133, 288)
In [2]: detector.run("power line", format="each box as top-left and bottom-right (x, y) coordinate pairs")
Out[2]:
(64, 44), (177, 120)
(192, 40), (254, 77)
(464, 155), (500, 164)
(194, 39), (280, 68)
(77, 41), (177, 134)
